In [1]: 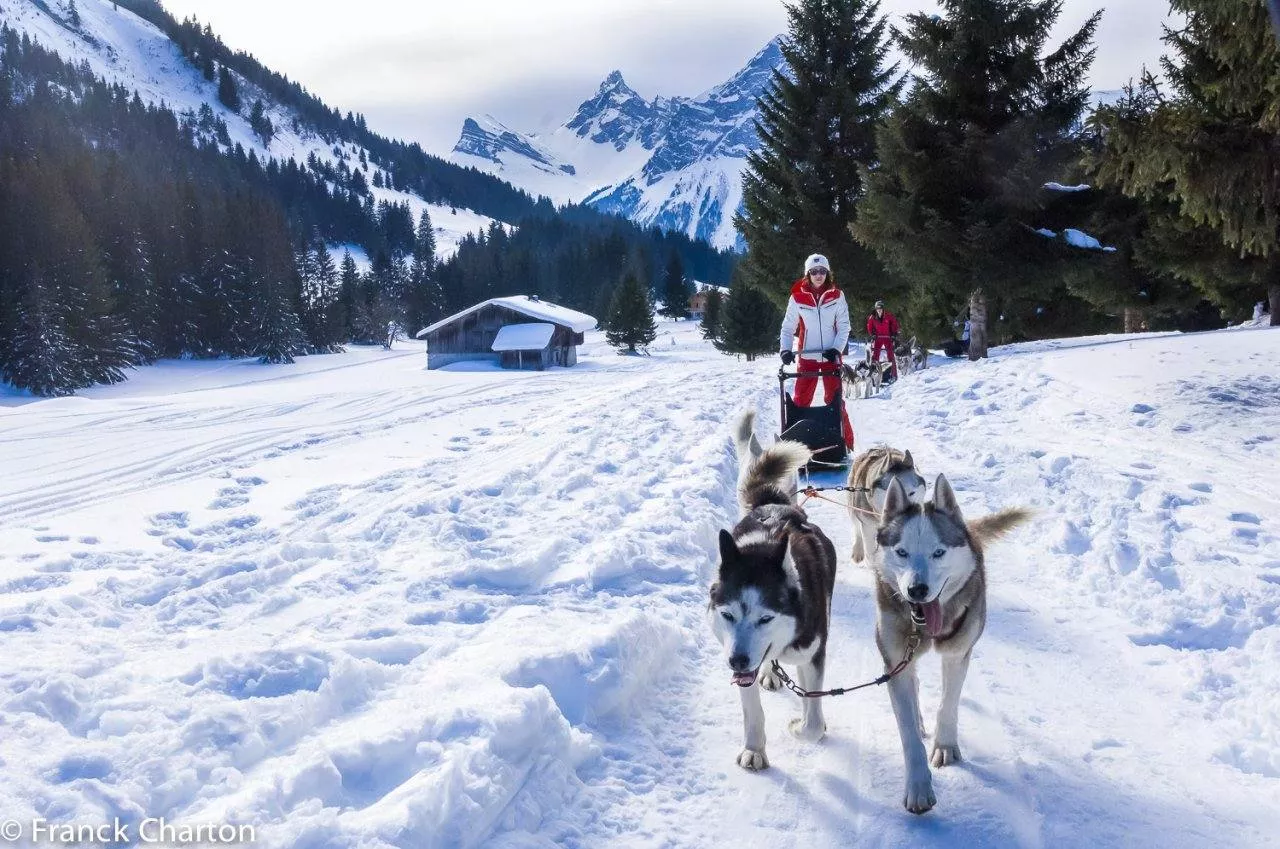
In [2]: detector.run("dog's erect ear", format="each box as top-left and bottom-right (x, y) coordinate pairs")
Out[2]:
(882, 477), (910, 521)
(902, 450), (915, 469)
(932, 473), (963, 520)
(718, 529), (738, 570)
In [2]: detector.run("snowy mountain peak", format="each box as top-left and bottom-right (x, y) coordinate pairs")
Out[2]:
(454, 116), (576, 175)
(565, 69), (661, 151)
(449, 37), (791, 250)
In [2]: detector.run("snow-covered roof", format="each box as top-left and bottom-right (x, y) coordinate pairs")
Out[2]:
(491, 323), (556, 352)
(416, 296), (597, 338)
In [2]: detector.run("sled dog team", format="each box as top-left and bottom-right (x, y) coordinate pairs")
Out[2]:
(708, 410), (1031, 815)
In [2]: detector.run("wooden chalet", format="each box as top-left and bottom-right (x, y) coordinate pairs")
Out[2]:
(415, 296), (597, 371)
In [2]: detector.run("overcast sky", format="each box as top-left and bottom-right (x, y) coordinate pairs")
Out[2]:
(160, 0), (1176, 155)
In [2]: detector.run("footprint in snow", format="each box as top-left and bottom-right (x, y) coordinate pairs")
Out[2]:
(1131, 403), (1156, 414)
(1189, 482), (1213, 493)
(209, 487), (250, 510)
(1229, 512), (1261, 525)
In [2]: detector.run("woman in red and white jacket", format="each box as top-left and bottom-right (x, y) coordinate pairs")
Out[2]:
(779, 253), (854, 450)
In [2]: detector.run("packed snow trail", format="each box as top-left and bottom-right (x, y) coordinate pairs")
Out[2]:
(0, 326), (1277, 848)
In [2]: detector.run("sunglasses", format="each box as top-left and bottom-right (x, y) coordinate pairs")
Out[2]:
(809, 268), (829, 275)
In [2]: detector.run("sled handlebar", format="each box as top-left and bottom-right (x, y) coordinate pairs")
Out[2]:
(778, 366), (843, 382)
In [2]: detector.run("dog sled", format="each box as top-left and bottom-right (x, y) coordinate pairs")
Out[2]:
(778, 365), (850, 470)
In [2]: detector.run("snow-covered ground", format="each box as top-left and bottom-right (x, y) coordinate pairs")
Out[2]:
(0, 323), (1277, 848)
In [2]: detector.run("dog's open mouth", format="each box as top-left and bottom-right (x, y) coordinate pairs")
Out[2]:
(730, 645), (771, 687)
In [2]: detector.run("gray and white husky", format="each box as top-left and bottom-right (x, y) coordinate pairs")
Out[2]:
(847, 447), (928, 564)
(707, 411), (838, 770)
(871, 475), (1031, 813)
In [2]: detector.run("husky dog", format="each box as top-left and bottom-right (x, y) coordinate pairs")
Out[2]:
(708, 411), (839, 770)
(895, 339), (915, 379)
(841, 360), (874, 400)
(871, 475), (1031, 813)
(847, 447), (928, 564)
(909, 337), (929, 372)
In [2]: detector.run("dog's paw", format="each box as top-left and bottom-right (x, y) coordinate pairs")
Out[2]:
(788, 717), (826, 742)
(736, 748), (769, 771)
(757, 668), (781, 691)
(930, 743), (962, 767)
(903, 774), (936, 814)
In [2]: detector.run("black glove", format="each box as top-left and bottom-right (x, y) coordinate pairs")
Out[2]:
(780, 350), (795, 365)
(822, 348), (840, 362)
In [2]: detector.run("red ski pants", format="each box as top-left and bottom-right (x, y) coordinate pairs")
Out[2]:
(870, 337), (898, 376)
(792, 357), (855, 451)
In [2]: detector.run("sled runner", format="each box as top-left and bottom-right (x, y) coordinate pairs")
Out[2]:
(778, 365), (850, 470)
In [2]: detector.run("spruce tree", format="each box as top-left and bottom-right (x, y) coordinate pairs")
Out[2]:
(338, 250), (360, 342)
(735, 0), (903, 307)
(254, 278), (306, 364)
(605, 272), (657, 354)
(1091, 1), (1280, 324)
(700, 287), (724, 341)
(715, 277), (781, 361)
(3, 266), (78, 396)
(855, 0), (1102, 356)
(408, 208), (445, 331)
(659, 251), (691, 319)
(249, 99), (274, 147)
(217, 65), (240, 113)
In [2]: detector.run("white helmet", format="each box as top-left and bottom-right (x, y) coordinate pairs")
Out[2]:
(804, 254), (830, 275)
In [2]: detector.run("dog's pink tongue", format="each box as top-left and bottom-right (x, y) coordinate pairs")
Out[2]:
(923, 601), (945, 637)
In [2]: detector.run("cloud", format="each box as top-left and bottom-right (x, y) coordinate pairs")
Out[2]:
(160, 0), (1173, 154)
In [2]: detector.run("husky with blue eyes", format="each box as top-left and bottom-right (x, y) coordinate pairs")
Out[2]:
(872, 475), (1031, 814)
(708, 411), (838, 771)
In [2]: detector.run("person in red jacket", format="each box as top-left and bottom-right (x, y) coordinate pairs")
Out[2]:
(779, 253), (854, 450)
(866, 299), (900, 382)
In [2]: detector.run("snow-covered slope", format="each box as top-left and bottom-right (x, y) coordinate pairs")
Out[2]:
(1, 324), (1277, 847)
(0, 0), (498, 257)
(450, 39), (786, 251)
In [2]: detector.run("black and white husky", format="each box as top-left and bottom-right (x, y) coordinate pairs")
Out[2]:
(871, 475), (1031, 813)
(707, 411), (838, 770)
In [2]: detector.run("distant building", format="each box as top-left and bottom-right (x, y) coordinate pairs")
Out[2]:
(688, 284), (728, 321)
(415, 296), (597, 370)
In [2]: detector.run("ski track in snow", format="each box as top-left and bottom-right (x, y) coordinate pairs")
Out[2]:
(1, 326), (1278, 848)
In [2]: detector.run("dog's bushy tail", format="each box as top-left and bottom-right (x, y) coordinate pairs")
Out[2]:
(969, 507), (1034, 546)
(732, 409), (763, 463)
(739, 439), (811, 513)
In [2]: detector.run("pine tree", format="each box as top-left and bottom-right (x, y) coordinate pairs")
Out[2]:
(1091, 1), (1280, 324)
(604, 272), (657, 354)
(735, 0), (903, 308)
(855, 0), (1102, 356)
(217, 65), (240, 113)
(2, 266), (79, 396)
(715, 276), (781, 361)
(700, 287), (724, 341)
(249, 99), (274, 147)
(408, 208), (445, 332)
(254, 277), (306, 364)
(659, 251), (691, 319)
(65, 1), (81, 28)
(338, 250), (360, 342)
